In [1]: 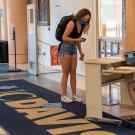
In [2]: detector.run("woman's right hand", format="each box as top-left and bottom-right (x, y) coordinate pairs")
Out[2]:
(76, 38), (86, 43)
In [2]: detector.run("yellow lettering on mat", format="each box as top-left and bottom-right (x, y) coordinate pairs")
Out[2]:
(17, 108), (66, 120)
(47, 123), (100, 135)
(0, 90), (36, 99)
(35, 112), (89, 125)
(1, 90), (116, 135)
(5, 98), (47, 108)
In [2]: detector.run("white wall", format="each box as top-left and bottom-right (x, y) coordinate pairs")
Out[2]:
(37, 0), (98, 75)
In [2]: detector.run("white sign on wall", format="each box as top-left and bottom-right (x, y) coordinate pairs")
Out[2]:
(27, 4), (38, 76)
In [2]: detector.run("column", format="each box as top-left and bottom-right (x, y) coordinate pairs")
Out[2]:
(6, 0), (28, 64)
(1, 0), (8, 40)
(124, 0), (135, 51)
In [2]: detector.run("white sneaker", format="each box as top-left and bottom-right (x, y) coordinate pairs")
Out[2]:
(61, 96), (73, 103)
(72, 95), (82, 102)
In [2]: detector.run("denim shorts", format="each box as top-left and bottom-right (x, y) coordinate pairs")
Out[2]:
(58, 42), (77, 57)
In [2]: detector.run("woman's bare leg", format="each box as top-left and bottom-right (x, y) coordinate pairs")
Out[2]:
(70, 55), (77, 96)
(61, 55), (70, 96)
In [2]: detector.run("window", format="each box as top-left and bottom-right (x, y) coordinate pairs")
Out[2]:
(37, 0), (50, 26)
(98, 0), (126, 57)
(98, 0), (124, 38)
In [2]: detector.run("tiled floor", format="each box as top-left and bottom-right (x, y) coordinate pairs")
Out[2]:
(40, 72), (86, 91)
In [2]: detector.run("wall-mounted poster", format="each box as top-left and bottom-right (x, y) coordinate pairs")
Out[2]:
(37, 0), (50, 26)
(50, 45), (61, 66)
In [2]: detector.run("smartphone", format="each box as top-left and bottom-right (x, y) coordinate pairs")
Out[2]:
(81, 37), (86, 41)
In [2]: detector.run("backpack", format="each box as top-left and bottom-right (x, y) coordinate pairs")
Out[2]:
(55, 15), (74, 63)
(55, 15), (74, 42)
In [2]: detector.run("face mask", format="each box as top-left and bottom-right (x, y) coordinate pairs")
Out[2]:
(80, 19), (88, 25)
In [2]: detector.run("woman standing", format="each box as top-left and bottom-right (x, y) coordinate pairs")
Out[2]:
(59, 8), (91, 103)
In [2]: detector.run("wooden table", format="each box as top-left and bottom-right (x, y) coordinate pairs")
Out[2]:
(85, 57), (135, 124)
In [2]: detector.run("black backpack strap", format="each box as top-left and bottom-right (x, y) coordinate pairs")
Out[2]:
(57, 42), (62, 64)
(58, 42), (62, 52)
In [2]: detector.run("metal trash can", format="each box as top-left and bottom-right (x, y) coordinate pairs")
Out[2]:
(0, 41), (8, 63)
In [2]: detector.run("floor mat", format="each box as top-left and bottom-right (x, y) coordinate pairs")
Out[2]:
(0, 79), (135, 135)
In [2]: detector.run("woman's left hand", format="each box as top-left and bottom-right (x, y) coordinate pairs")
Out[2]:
(79, 53), (85, 61)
